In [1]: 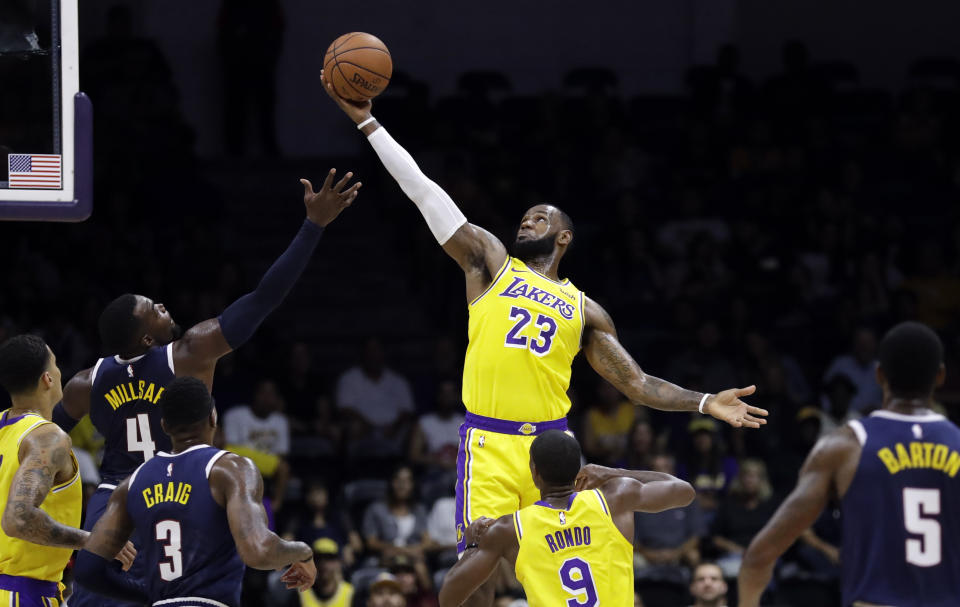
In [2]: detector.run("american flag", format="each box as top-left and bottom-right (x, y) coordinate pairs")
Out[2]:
(8, 154), (62, 189)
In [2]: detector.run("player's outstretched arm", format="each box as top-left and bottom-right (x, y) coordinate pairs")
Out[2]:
(75, 481), (145, 602)
(439, 516), (517, 607)
(52, 365), (94, 431)
(582, 297), (767, 428)
(575, 463), (695, 513)
(173, 171), (361, 385)
(1, 423), (87, 548)
(211, 452), (315, 588)
(321, 71), (508, 294)
(737, 428), (858, 607)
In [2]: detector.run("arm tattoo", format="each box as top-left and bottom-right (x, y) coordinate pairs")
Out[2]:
(588, 305), (702, 412)
(4, 430), (87, 549)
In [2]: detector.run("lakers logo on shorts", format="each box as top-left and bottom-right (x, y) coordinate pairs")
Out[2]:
(519, 423), (537, 435)
(457, 524), (464, 543)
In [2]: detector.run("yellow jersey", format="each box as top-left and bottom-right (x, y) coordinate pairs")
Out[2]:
(513, 490), (633, 607)
(298, 581), (354, 607)
(463, 257), (585, 422)
(0, 411), (81, 582)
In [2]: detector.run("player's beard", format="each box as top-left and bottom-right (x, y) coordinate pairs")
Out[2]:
(170, 323), (183, 341)
(512, 233), (556, 261)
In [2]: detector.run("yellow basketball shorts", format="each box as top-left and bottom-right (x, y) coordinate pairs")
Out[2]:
(455, 412), (569, 552)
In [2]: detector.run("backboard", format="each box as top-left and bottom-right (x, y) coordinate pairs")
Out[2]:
(0, 0), (91, 221)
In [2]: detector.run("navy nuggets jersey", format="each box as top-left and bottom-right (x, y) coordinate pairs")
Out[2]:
(128, 445), (244, 607)
(842, 410), (960, 607)
(90, 345), (175, 484)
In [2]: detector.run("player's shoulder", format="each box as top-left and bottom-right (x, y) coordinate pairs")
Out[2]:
(805, 424), (862, 469)
(209, 450), (259, 482)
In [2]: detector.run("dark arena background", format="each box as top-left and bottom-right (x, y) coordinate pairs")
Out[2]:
(2, 1), (960, 606)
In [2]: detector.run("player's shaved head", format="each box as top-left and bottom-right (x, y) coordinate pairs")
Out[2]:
(99, 293), (143, 354)
(878, 321), (944, 399)
(530, 430), (581, 486)
(159, 377), (215, 433)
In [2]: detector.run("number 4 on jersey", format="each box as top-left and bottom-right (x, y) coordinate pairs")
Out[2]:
(127, 413), (157, 461)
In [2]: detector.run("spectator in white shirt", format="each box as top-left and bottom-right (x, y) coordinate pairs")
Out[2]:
(223, 378), (291, 515)
(408, 378), (461, 491)
(822, 327), (882, 414)
(336, 337), (415, 457)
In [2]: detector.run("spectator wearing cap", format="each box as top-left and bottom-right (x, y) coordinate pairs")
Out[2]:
(297, 538), (354, 607)
(367, 573), (406, 607)
(678, 418), (738, 522)
(710, 459), (777, 578)
(388, 554), (438, 607)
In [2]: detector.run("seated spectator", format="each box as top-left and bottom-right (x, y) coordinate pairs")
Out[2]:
(337, 338), (415, 457)
(582, 380), (635, 465)
(711, 459), (777, 578)
(280, 342), (324, 433)
(678, 418), (738, 520)
(367, 573), (407, 607)
(425, 493), (458, 576)
(295, 393), (342, 458)
(618, 416), (656, 470)
(223, 378), (290, 517)
(285, 479), (362, 568)
(822, 327), (882, 414)
(689, 562), (728, 607)
(388, 555), (437, 607)
(296, 538), (354, 607)
(634, 454), (703, 586)
(407, 378), (461, 495)
(363, 466), (430, 572)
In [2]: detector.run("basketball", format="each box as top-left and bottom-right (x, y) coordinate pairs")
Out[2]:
(324, 32), (393, 102)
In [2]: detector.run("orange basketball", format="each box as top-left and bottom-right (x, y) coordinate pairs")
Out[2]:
(324, 33), (393, 102)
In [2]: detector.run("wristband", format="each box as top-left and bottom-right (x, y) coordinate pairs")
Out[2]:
(357, 116), (377, 129)
(698, 393), (711, 414)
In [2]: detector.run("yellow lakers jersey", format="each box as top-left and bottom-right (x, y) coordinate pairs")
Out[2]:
(463, 257), (584, 421)
(0, 411), (81, 582)
(513, 490), (633, 607)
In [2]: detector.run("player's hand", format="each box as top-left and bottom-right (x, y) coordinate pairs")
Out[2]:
(301, 169), (361, 227)
(464, 517), (495, 547)
(115, 541), (137, 571)
(280, 559), (317, 592)
(320, 70), (373, 124)
(574, 464), (617, 491)
(704, 386), (767, 428)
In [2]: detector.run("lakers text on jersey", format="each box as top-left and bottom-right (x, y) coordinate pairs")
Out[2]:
(463, 257), (584, 422)
(513, 490), (632, 606)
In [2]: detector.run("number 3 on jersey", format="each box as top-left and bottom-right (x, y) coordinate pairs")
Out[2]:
(505, 306), (558, 356)
(127, 413), (157, 461)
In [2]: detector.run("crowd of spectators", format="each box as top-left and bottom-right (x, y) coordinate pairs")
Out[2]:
(2, 8), (960, 606)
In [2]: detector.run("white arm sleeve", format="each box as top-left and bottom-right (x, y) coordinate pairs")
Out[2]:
(366, 127), (467, 244)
